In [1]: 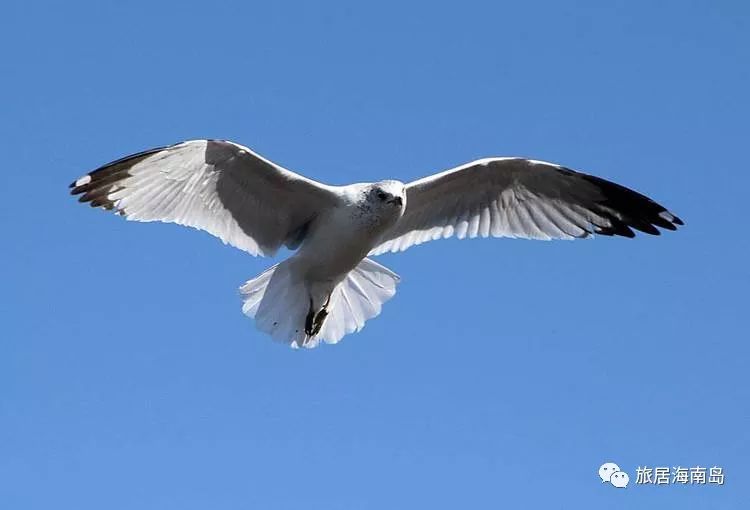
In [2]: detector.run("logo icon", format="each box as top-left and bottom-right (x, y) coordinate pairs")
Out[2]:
(599, 462), (629, 488)
(611, 471), (630, 488)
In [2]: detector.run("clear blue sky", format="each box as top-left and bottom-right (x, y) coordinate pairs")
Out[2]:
(1, 1), (748, 508)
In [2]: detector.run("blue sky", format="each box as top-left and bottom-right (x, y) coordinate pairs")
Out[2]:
(1, 0), (748, 508)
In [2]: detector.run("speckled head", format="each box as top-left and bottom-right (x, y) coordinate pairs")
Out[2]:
(368, 180), (406, 212)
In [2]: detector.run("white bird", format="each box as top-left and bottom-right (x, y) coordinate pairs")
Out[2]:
(70, 140), (683, 348)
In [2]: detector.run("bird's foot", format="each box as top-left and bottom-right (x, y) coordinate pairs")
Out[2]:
(304, 295), (331, 337)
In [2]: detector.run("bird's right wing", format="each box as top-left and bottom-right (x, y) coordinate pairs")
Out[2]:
(372, 157), (682, 255)
(70, 140), (339, 256)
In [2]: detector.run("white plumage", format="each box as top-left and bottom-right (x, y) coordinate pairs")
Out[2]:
(71, 139), (682, 348)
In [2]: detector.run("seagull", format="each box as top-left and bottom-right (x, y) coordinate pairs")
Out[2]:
(70, 140), (683, 348)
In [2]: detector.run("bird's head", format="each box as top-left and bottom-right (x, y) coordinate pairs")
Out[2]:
(368, 180), (406, 214)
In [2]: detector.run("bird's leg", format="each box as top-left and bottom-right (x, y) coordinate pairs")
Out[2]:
(304, 294), (331, 337)
(304, 297), (316, 336)
(310, 293), (331, 336)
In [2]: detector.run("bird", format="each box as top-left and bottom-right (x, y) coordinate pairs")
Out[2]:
(70, 139), (683, 348)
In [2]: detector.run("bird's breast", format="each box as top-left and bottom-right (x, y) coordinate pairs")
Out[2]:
(294, 205), (392, 281)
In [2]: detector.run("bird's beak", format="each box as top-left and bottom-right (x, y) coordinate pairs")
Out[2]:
(388, 196), (403, 206)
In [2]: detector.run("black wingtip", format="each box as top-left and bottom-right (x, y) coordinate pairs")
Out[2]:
(70, 181), (87, 195)
(574, 171), (685, 239)
(69, 144), (169, 209)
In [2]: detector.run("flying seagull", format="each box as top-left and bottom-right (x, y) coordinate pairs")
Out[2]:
(70, 140), (683, 348)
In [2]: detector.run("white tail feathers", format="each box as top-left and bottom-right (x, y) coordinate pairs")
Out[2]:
(240, 258), (400, 349)
(315, 258), (400, 347)
(240, 261), (308, 344)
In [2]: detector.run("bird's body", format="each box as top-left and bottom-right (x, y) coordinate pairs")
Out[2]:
(70, 139), (682, 348)
(254, 180), (407, 344)
(295, 180), (406, 284)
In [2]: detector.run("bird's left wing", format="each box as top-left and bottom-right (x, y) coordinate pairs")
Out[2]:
(70, 140), (339, 256)
(372, 158), (682, 255)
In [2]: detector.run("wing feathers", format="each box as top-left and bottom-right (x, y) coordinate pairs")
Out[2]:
(71, 140), (338, 256)
(372, 158), (682, 255)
